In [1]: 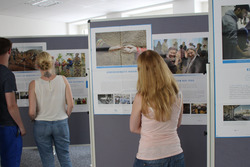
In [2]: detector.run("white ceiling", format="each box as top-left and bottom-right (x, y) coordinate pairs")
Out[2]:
(0, 0), (174, 23)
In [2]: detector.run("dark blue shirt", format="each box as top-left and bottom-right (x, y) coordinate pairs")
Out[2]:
(0, 64), (17, 126)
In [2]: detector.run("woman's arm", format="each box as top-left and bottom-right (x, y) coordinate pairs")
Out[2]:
(130, 93), (142, 134)
(62, 76), (74, 117)
(177, 96), (183, 128)
(28, 80), (37, 120)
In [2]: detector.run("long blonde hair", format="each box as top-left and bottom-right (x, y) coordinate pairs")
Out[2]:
(137, 50), (179, 122)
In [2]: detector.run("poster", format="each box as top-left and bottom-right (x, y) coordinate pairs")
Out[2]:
(213, 0), (250, 137)
(90, 25), (151, 115)
(48, 50), (89, 112)
(153, 32), (208, 125)
(10, 43), (46, 107)
(10, 43), (89, 112)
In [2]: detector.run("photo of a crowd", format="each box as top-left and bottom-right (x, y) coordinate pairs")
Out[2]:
(153, 38), (208, 74)
(53, 52), (86, 77)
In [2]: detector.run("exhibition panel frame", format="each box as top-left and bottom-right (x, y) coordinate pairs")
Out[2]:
(88, 14), (209, 167)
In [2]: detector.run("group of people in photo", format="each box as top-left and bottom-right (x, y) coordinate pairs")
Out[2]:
(154, 39), (208, 74)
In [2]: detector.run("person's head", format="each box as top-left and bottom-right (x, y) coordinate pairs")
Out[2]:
(36, 51), (53, 71)
(167, 47), (178, 62)
(197, 43), (202, 48)
(186, 46), (197, 59)
(0, 37), (12, 56)
(234, 5), (249, 19)
(137, 50), (179, 121)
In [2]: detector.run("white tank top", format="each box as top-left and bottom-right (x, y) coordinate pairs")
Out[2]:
(136, 95), (183, 160)
(35, 75), (68, 121)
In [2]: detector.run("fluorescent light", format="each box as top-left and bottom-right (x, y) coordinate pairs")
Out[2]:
(32, 0), (49, 6)
(25, 0), (62, 7)
(122, 3), (173, 17)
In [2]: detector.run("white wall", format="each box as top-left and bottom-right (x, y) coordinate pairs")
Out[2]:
(0, 15), (67, 37)
(173, 0), (195, 14)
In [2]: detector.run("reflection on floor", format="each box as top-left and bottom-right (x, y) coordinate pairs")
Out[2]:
(21, 144), (91, 167)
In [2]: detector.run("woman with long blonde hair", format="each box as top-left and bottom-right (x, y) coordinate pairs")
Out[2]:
(130, 50), (185, 167)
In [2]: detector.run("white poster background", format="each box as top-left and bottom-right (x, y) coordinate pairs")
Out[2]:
(213, 0), (250, 137)
(90, 25), (151, 115)
(153, 33), (208, 125)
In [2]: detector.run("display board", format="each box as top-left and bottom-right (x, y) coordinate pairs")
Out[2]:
(89, 14), (208, 167)
(9, 36), (90, 146)
(211, 0), (250, 166)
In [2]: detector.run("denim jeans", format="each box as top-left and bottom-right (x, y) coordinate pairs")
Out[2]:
(0, 126), (22, 167)
(133, 152), (185, 167)
(34, 118), (72, 167)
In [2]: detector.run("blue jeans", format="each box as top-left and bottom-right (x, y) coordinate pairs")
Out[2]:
(34, 118), (72, 167)
(133, 152), (185, 167)
(0, 126), (22, 167)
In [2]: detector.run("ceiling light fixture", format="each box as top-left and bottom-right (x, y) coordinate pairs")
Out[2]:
(25, 0), (62, 7)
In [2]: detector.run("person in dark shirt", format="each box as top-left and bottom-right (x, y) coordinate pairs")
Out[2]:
(222, 5), (250, 59)
(0, 37), (26, 167)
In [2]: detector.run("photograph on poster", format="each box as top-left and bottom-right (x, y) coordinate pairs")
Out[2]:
(191, 103), (207, 114)
(224, 105), (250, 121)
(51, 52), (86, 77)
(114, 94), (131, 104)
(222, 4), (250, 60)
(20, 92), (29, 99)
(9, 43), (46, 71)
(74, 97), (87, 105)
(153, 37), (208, 74)
(183, 103), (191, 114)
(98, 94), (114, 104)
(96, 30), (147, 67)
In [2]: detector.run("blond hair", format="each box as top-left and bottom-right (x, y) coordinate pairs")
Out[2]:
(36, 51), (53, 71)
(137, 50), (179, 122)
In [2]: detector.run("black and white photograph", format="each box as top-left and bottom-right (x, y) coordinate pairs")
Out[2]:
(98, 94), (114, 104)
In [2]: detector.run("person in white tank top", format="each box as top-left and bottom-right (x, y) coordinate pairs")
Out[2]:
(28, 51), (74, 167)
(130, 50), (185, 167)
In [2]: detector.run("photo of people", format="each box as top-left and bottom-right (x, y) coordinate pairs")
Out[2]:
(222, 4), (250, 60)
(114, 94), (130, 104)
(224, 105), (250, 121)
(153, 37), (208, 74)
(74, 97), (87, 105)
(96, 30), (147, 67)
(52, 52), (86, 77)
(9, 44), (44, 71)
(191, 103), (207, 114)
(98, 94), (114, 104)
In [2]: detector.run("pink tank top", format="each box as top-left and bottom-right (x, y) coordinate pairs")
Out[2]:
(136, 96), (183, 160)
